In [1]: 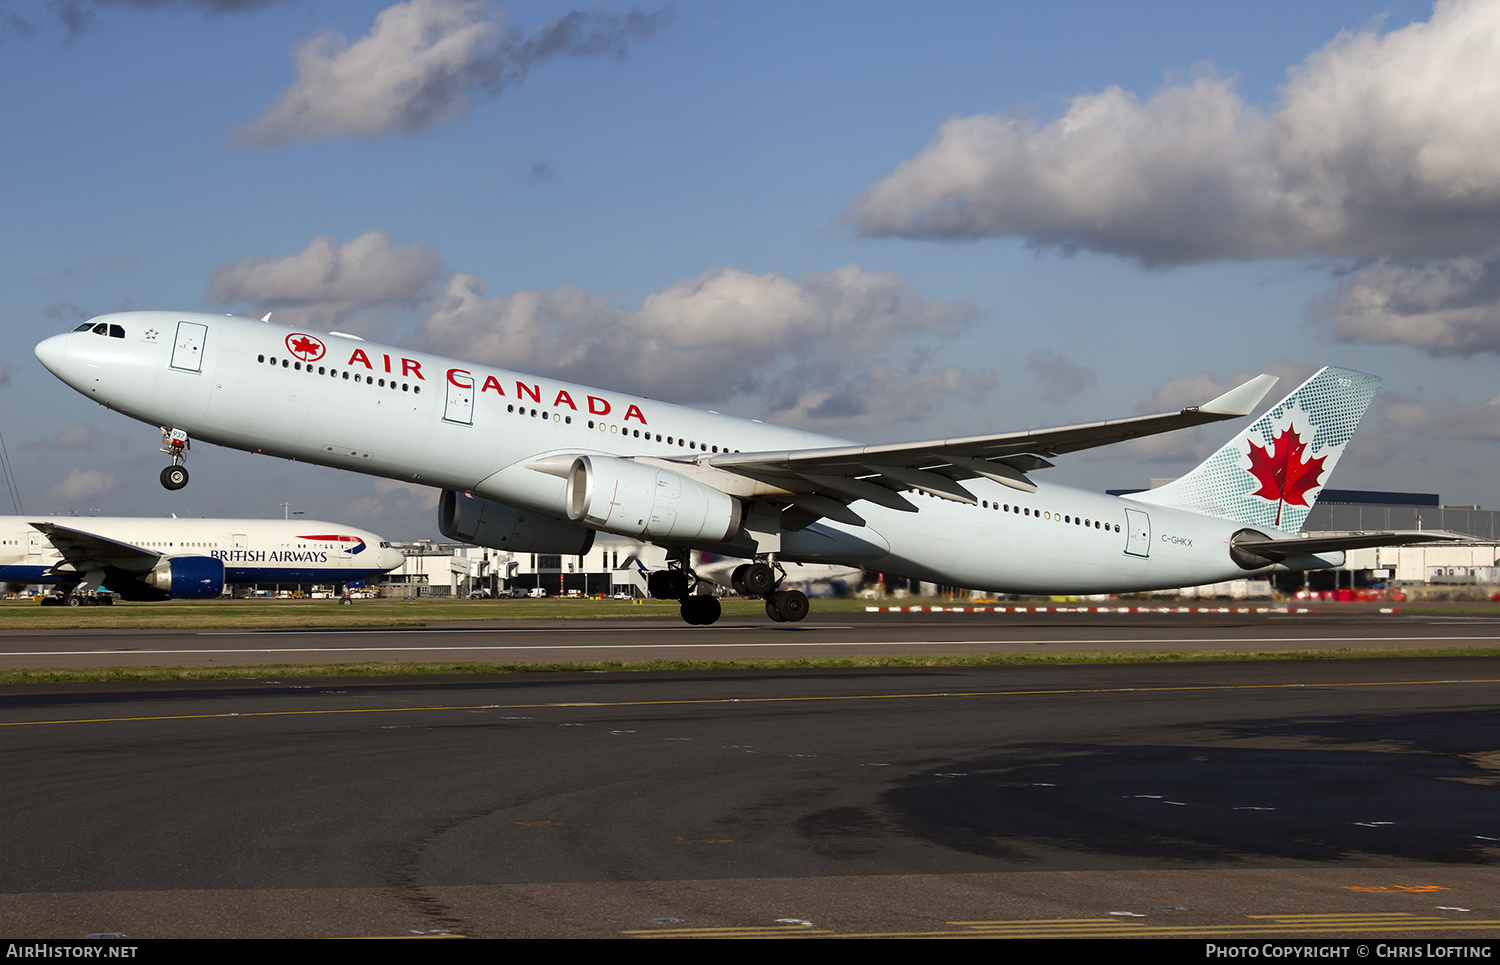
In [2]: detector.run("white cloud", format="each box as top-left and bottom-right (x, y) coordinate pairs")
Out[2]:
(238, 0), (668, 145)
(373, 478), (442, 510)
(1026, 350), (1095, 402)
(46, 469), (116, 503)
(25, 425), (104, 450)
(207, 230), (446, 329)
(205, 230), (994, 431)
(1314, 254), (1500, 355)
(411, 264), (991, 431)
(1098, 360), (1321, 464)
(762, 362), (994, 431)
(846, 0), (1500, 265)
(1374, 391), (1500, 441)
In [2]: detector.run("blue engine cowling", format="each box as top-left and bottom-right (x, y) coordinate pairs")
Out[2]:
(140, 556), (226, 599)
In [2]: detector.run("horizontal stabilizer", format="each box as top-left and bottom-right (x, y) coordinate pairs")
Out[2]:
(1229, 529), (1469, 568)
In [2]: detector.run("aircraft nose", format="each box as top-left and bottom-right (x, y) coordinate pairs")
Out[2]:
(34, 333), (70, 376)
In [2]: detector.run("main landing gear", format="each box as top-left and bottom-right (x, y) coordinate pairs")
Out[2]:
(732, 560), (809, 623)
(159, 427), (189, 490)
(645, 553), (812, 627)
(648, 551), (722, 626)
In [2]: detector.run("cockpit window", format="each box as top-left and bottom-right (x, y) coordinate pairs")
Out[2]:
(109, 325), (125, 338)
(92, 323), (108, 335)
(73, 323), (92, 332)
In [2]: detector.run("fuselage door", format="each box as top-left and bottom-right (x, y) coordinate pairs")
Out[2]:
(444, 371), (474, 425)
(170, 321), (208, 373)
(1124, 508), (1151, 558)
(27, 532), (43, 556)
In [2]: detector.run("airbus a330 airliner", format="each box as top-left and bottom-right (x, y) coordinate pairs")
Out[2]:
(1, 514), (405, 604)
(34, 311), (1455, 624)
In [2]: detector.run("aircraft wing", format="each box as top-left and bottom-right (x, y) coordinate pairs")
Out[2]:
(689, 375), (1279, 522)
(29, 521), (161, 573)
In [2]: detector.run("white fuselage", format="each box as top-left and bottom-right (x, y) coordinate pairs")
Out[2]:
(35, 312), (1294, 594)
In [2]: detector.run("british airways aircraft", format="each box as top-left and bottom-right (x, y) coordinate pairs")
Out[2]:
(1, 513), (405, 604)
(34, 311), (1455, 624)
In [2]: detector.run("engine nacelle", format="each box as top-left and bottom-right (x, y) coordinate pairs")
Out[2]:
(439, 490), (596, 555)
(565, 456), (742, 543)
(128, 556), (225, 599)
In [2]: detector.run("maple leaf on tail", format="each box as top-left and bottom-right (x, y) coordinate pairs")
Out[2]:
(1246, 423), (1328, 527)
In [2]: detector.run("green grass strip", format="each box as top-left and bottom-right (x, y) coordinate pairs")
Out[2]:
(4, 646), (1497, 685)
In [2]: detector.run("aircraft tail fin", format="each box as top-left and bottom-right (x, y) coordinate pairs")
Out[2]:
(1129, 366), (1381, 533)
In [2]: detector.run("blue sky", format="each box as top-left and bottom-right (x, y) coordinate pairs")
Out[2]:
(2, 0), (1495, 537)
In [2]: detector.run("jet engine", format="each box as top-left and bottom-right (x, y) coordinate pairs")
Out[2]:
(108, 556), (225, 600)
(565, 456), (742, 543)
(439, 490), (596, 555)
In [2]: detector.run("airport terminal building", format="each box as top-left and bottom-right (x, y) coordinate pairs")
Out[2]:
(379, 536), (662, 598)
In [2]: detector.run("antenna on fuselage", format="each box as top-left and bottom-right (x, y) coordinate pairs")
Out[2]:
(261, 312), (273, 323)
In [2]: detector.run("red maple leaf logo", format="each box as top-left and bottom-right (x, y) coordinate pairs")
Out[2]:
(285, 333), (325, 361)
(1246, 423), (1327, 526)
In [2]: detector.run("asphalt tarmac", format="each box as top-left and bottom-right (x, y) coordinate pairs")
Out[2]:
(2, 610), (1498, 939)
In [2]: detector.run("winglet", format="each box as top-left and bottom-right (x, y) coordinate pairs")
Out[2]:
(1197, 374), (1278, 416)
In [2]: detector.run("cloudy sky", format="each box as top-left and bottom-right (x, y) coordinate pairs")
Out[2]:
(2, 0), (1496, 537)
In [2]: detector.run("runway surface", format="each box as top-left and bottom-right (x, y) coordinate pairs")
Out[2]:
(4, 606), (1500, 669)
(3, 610), (1498, 939)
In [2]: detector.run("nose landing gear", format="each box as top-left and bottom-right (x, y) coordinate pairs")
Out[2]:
(159, 427), (189, 490)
